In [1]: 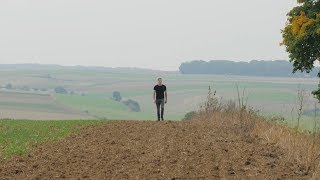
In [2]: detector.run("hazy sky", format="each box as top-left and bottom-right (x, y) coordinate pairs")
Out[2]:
(0, 0), (297, 70)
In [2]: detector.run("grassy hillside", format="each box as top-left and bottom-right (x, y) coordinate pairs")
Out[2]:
(54, 94), (152, 120)
(0, 65), (318, 128)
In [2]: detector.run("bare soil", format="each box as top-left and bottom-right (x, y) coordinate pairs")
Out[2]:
(0, 120), (311, 179)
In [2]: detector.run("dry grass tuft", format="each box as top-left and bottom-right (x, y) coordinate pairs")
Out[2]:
(191, 86), (320, 178)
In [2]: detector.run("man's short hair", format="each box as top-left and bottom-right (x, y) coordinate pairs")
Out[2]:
(158, 78), (162, 81)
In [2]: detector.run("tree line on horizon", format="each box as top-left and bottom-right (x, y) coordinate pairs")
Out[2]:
(179, 60), (319, 77)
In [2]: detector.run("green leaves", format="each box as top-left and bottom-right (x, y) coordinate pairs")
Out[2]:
(282, 0), (320, 100)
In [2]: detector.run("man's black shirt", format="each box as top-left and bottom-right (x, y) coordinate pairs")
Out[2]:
(154, 85), (167, 99)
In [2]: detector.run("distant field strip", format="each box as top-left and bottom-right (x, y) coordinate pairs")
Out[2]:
(0, 69), (318, 124)
(0, 102), (65, 111)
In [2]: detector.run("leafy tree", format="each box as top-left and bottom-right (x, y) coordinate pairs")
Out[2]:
(122, 99), (141, 112)
(282, 0), (320, 100)
(5, 83), (12, 89)
(112, 91), (122, 102)
(21, 86), (30, 91)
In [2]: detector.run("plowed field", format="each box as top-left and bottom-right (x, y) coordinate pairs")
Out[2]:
(0, 120), (311, 179)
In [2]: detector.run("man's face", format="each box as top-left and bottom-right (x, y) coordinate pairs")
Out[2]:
(158, 79), (162, 85)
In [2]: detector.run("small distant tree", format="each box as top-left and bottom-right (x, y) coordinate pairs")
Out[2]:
(5, 83), (12, 89)
(21, 86), (30, 91)
(112, 91), (122, 102)
(123, 99), (141, 112)
(54, 86), (68, 94)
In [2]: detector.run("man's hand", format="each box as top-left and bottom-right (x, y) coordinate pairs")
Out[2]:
(153, 100), (156, 104)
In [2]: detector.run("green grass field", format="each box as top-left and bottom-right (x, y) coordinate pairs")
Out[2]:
(0, 67), (318, 128)
(0, 119), (103, 161)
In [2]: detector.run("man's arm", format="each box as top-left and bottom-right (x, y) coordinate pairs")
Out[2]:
(165, 91), (167, 103)
(153, 90), (156, 103)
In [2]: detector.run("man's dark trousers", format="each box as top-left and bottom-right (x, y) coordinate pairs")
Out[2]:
(156, 99), (165, 120)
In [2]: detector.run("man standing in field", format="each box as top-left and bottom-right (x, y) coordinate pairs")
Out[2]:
(153, 78), (167, 121)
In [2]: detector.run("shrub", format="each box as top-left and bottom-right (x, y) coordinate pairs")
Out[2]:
(112, 91), (122, 102)
(183, 111), (197, 121)
(21, 86), (30, 91)
(54, 86), (68, 94)
(122, 99), (141, 112)
(5, 83), (12, 89)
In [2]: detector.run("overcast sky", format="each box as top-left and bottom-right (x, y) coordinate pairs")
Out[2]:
(0, 0), (297, 70)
